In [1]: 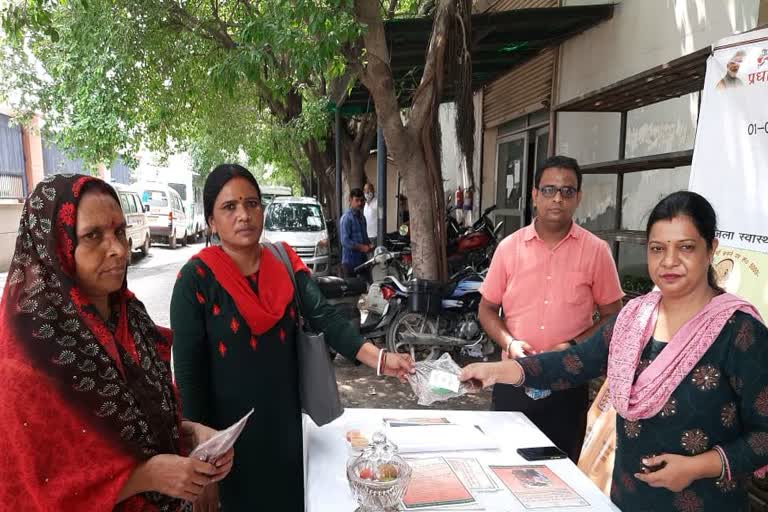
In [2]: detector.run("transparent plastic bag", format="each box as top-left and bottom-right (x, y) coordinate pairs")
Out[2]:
(406, 353), (479, 406)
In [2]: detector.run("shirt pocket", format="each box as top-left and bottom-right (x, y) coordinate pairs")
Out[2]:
(566, 271), (592, 305)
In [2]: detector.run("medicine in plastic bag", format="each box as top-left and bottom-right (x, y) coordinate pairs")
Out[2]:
(407, 353), (478, 406)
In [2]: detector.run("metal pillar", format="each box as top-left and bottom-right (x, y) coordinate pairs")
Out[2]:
(614, 111), (627, 263)
(335, 110), (343, 254)
(396, 173), (402, 226)
(376, 126), (387, 248)
(335, 110), (343, 219)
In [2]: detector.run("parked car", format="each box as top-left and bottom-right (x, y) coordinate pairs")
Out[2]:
(262, 197), (330, 275)
(139, 184), (188, 249)
(113, 184), (151, 264)
(261, 185), (292, 208)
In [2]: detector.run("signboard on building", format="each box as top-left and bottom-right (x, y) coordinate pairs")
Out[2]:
(690, 28), (768, 318)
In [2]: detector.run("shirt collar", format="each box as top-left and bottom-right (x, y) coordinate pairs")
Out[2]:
(524, 219), (580, 242)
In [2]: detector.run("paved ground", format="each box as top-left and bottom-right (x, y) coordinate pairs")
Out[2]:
(0, 241), (493, 411)
(126, 240), (204, 327)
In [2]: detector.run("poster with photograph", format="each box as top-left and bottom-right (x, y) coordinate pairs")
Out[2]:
(490, 465), (589, 509)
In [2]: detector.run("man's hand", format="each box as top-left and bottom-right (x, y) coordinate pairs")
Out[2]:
(505, 339), (537, 359)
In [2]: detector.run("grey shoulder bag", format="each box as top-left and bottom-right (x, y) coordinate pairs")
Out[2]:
(263, 242), (344, 426)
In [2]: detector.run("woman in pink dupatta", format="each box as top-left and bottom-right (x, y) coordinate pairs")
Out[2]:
(462, 191), (768, 512)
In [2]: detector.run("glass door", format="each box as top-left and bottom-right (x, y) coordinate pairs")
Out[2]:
(526, 126), (549, 224)
(495, 133), (528, 237)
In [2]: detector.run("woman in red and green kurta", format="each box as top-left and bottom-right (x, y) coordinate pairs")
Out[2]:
(171, 164), (414, 511)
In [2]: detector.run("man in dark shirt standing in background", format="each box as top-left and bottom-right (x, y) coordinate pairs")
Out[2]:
(339, 188), (372, 277)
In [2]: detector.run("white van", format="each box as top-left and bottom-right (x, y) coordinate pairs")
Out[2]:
(112, 184), (151, 264)
(168, 179), (205, 243)
(139, 185), (188, 249)
(262, 197), (330, 275)
(261, 185), (292, 208)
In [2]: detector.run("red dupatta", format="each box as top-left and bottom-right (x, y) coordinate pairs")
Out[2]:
(193, 243), (308, 335)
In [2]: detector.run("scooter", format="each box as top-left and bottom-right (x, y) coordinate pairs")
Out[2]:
(354, 247), (412, 341)
(314, 247), (410, 357)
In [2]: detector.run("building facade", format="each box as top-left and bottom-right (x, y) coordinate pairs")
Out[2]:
(461, 0), (765, 283)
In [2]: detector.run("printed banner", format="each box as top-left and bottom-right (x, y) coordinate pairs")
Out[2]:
(689, 28), (768, 318)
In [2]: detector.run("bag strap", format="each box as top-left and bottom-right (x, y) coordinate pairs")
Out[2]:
(262, 242), (305, 321)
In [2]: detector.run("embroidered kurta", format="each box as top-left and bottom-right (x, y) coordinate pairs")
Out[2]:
(171, 251), (364, 511)
(519, 311), (768, 512)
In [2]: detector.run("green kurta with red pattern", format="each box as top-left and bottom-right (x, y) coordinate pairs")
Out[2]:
(171, 259), (363, 511)
(519, 311), (768, 512)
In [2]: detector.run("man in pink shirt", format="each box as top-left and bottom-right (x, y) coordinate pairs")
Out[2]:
(479, 155), (623, 463)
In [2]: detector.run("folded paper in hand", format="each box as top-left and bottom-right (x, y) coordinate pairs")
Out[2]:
(190, 409), (254, 463)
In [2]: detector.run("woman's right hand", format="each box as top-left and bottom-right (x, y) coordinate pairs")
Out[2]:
(459, 362), (502, 388)
(143, 454), (219, 502)
(460, 361), (523, 388)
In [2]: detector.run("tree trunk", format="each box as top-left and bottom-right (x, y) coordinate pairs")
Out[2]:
(348, 149), (366, 190)
(302, 139), (339, 221)
(398, 143), (444, 279)
(340, 114), (377, 192)
(300, 173), (311, 196)
(354, 0), (455, 281)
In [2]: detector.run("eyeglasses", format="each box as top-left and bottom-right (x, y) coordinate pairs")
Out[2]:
(538, 185), (578, 199)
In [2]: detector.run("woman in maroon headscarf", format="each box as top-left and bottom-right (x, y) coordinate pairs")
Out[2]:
(0, 175), (232, 511)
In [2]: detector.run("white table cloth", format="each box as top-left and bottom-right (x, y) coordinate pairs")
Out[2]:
(305, 408), (620, 512)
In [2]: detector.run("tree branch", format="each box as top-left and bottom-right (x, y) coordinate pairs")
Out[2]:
(164, 0), (236, 49)
(354, 0), (406, 149)
(239, 0), (255, 16)
(409, 0), (450, 131)
(386, 0), (399, 19)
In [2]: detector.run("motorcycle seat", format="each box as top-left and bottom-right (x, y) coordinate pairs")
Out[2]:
(314, 276), (367, 298)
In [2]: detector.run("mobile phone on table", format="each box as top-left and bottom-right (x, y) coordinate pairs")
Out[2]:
(516, 446), (568, 461)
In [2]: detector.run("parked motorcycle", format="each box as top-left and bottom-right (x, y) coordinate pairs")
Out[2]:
(313, 247), (413, 357)
(447, 205), (503, 274)
(384, 269), (495, 362)
(395, 205), (502, 274)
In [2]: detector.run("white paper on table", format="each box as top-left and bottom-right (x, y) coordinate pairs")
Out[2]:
(386, 424), (498, 453)
(190, 409), (254, 463)
(445, 458), (500, 492)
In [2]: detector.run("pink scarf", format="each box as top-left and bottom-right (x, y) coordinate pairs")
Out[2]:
(608, 291), (762, 421)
